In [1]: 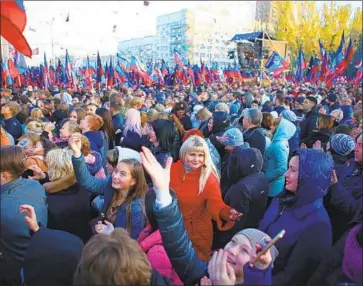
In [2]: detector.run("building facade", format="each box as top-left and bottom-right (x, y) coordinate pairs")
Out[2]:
(255, 1), (277, 35)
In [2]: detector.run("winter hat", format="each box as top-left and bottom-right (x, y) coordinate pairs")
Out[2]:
(281, 110), (297, 122)
(329, 134), (355, 156)
(217, 128), (248, 147)
(327, 93), (338, 103)
(182, 128), (204, 143)
(116, 146), (141, 163)
(296, 96), (305, 105)
(236, 228), (279, 265)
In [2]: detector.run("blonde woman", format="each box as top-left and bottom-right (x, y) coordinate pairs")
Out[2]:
(170, 135), (241, 261)
(32, 149), (93, 242)
(30, 108), (45, 120)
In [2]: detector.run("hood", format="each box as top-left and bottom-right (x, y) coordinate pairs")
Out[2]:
(340, 105), (353, 123)
(272, 118), (296, 142)
(138, 227), (163, 253)
(226, 147), (264, 186)
(23, 228), (83, 286)
(116, 146), (141, 163)
(85, 131), (104, 148)
(85, 151), (103, 175)
(294, 148), (334, 207)
(212, 111), (230, 134)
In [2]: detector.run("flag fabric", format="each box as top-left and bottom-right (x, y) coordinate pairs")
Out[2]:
(84, 56), (94, 87)
(173, 49), (185, 69)
(14, 50), (27, 74)
(264, 51), (290, 77)
(107, 57), (114, 88)
(43, 53), (50, 89)
(335, 38), (354, 75)
(331, 31), (346, 70)
(96, 51), (104, 85)
(295, 47), (306, 83)
(353, 58), (362, 87)
(319, 39), (330, 81)
(2, 60), (13, 86)
(64, 49), (74, 87)
(0, 0), (32, 57)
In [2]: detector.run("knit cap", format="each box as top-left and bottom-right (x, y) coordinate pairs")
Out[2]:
(281, 110), (297, 122)
(217, 128), (248, 147)
(237, 228), (279, 264)
(329, 134), (356, 156)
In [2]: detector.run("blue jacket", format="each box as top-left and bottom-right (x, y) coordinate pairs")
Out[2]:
(230, 100), (241, 118)
(259, 149), (334, 286)
(72, 154), (146, 239)
(288, 121), (301, 158)
(154, 198), (272, 285)
(264, 118), (296, 197)
(112, 113), (125, 132)
(0, 178), (48, 282)
(339, 105), (354, 125)
(83, 131), (104, 156)
(1, 117), (22, 140)
(121, 130), (144, 152)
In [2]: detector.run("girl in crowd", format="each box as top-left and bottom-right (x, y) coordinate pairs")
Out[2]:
(96, 107), (115, 151)
(148, 119), (175, 168)
(259, 149), (334, 286)
(79, 113), (104, 156)
(169, 135), (241, 261)
(121, 108), (144, 152)
(68, 107), (86, 124)
(69, 132), (147, 239)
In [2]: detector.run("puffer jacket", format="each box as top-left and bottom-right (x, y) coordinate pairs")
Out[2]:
(154, 198), (273, 286)
(288, 121), (301, 158)
(259, 149), (334, 286)
(138, 225), (183, 285)
(83, 130), (104, 156)
(216, 147), (269, 248)
(263, 118), (296, 197)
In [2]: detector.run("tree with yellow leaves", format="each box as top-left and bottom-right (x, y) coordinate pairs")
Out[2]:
(270, 1), (362, 58)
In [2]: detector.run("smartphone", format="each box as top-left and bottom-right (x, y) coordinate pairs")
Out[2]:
(251, 229), (286, 264)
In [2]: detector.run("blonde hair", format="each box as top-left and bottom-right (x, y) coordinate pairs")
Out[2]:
(45, 149), (74, 181)
(30, 108), (44, 119)
(180, 135), (219, 194)
(25, 121), (43, 134)
(197, 108), (212, 122)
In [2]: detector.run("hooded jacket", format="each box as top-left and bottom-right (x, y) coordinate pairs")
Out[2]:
(83, 130), (104, 156)
(263, 118), (296, 197)
(84, 151), (106, 178)
(217, 147), (269, 248)
(259, 149), (334, 286)
(1, 116), (22, 140)
(208, 112), (230, 158)
(23, 228), (83, 286)
(339, 105), (354, 125)
(138, 225), (183, 285)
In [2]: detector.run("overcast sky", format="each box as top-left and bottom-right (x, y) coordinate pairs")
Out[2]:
(23, 1), (362, 64)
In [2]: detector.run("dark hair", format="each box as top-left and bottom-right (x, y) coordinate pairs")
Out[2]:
(151, 119), (175, 153)
(276, 92), (285, 104)
(0, 145), (26, 178)
(261, 112), (274, 130)
(39, 137), (59, 157)
(335, 124), (352, 136)
(96, 107), (115, 147)
(318, 114), (335, 130)
(251, 100), (260, 106)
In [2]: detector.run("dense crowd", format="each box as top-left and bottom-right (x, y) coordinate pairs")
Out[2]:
(0, 81), (362, 286)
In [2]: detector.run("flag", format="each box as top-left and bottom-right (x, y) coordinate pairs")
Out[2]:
(32, 48), (39, 55)
(96, 51), (104, 86)
(84, 56), (94, 87)
(8, 57), (19, 79)
(331, 31), (346, 70)
(14, 50), (27, 74)
(2, 60), (13, 86)
(173, 49), (185, 69)
(319, 39), (330, 81)
(43, 53), (50, 89)
(0, 0), (32, 57)
(116, 53), (130, 73)
(335, 38), (354, 75)
(264, 51), (290, 77)
(64, 49), (73, 87)
(295, 47), (306, 83)
(107, 57), (114, 88)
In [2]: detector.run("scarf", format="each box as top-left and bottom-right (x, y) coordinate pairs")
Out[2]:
(342, 224), (363, 284)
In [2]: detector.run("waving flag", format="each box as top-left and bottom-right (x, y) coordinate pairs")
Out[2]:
(335, 38), (354, 75)
(295, 47), (306, 83)
(64, 49), (74, 87)
(96, 51), (104, 86)
(0, 0), (32, 57)
(331, 31), (346, 70)
(43, 53), (50, 89)
(319, 39), (330, 81)
(107, 57), (114, 88)
(173, 49), (185, 69)
(116, 53), (130, 73)
(264, 51), (290, 77)
(13, 50), (27, 74)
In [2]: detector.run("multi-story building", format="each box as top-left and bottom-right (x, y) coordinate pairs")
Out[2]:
(117, 35), (159, 64)
(0, 37), (10, 61)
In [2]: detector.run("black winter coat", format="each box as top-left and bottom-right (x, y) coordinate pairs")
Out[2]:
(300, 107), (320, 145)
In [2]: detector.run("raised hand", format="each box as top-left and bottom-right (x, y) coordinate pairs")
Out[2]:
(312, 140), (322, 151)
(27, 165), (46, 180)
(95, 220), (115, 235)
(140, 146), (172, 190)
(330, 169), (338, 185)
(19, 205), (40, 232)
(249, 239), (273, 270)
(200, 276), (212, 286)
(69, 132), (82, 158)
(229, 209), (243, 221)
(208, 249), (236, 286)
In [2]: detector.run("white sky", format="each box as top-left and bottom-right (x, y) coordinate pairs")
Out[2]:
(23, 1), (362, 63)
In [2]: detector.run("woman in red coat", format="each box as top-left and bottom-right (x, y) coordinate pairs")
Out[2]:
(170, 135), (241, 261)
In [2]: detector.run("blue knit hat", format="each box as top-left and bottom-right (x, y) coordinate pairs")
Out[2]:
(330, 134), (356, 156)
(217, 128), (248, 147)
(281, 110), (297, 122)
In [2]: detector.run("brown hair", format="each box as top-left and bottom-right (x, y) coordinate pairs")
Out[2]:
(318, 114), (335, 130)
(64, 120), (81, 134)
(272, 118), (282, 138)
(353, 109), (363, 123)
(0, 145), (26, 178)
(130, 97), (143, 109)
(59, 103), (69, 111)
(106, 148), (119, 167)
(197, 107), (212, 122)
(261, 112), (274, 130)
(18, 133), (41, 146)
(87, 114), (103, 131)
(80, 136), (92, 156)
(24, 117), (43, 125)
(73, 228), (152, 286)
(69, 108), (86, 124)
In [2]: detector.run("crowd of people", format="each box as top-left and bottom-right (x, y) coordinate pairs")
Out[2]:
(0, 81), (362, 286)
